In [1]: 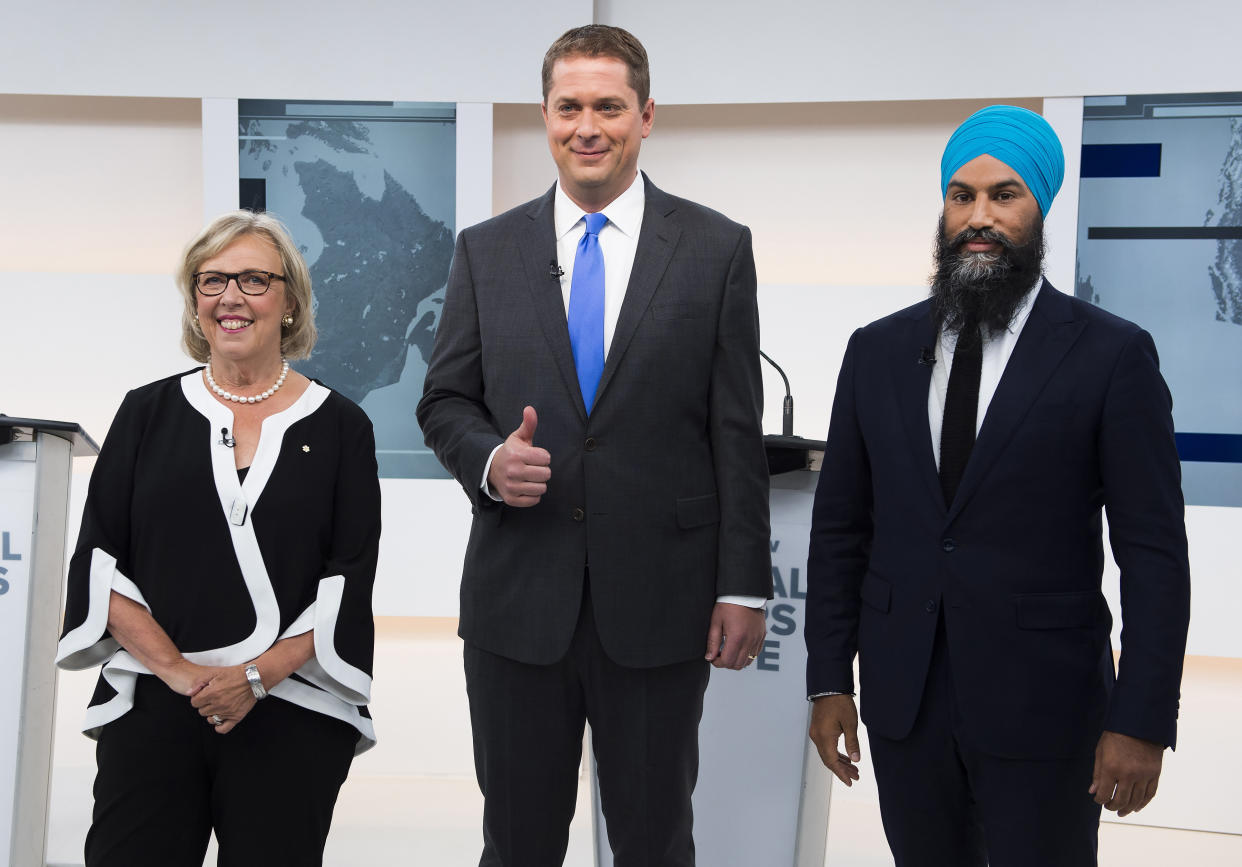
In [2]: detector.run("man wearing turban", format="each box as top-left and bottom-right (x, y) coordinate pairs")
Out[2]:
(804, 105), (1191, 865)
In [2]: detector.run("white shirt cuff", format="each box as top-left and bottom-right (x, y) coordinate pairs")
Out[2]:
(480, 444), (504, 501)
(716, 595), (766, 609)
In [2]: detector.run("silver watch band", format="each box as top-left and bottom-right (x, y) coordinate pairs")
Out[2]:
(245, 663), (267, 700)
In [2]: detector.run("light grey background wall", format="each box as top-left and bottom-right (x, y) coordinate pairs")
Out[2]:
(5, 1), (1239, 103)
(596, 0), (1242, 103)
(0, 0), (592, 101)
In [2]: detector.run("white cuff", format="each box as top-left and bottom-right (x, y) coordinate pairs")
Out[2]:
(268, 677), (377, 755)
(81, 651), (152, 737)
(56, 548), (137, 670)
(715, 595), (766, 609)
(479, 444), (504, 502)
(293, 574), (372, 705)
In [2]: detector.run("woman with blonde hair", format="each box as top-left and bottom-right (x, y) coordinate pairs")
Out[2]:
(57, 210), (380, 866)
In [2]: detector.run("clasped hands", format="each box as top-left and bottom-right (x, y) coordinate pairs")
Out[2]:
(163, 658), (257, 735)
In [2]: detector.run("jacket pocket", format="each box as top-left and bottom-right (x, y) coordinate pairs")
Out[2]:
(675, 493), (720, 529)
(1014, 591), (1099, 629)
(860, 573), (891, 613)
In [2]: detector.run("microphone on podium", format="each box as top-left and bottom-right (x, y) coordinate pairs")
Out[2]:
(759, 350), (794, 437)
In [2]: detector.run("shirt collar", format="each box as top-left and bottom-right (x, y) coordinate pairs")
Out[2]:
(553, 171), (646, 241)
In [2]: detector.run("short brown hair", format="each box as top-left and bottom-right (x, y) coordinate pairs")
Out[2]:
(542, 25), (650, 106)
(177, 210), (317, 362)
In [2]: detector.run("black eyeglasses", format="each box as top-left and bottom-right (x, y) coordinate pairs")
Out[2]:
(193, 270), (287, 296)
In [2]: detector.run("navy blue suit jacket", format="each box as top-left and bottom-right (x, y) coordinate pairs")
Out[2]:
(805, 281), (1190, 759)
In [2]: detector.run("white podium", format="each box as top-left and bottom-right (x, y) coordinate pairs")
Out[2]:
(591, 437), (831, 866)
(0, 417), (97, 867)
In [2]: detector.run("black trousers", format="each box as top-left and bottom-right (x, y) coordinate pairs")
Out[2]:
(86, 675), (357, 867)
(868, 617), (1102, 867)
(464, 583), (711, 867)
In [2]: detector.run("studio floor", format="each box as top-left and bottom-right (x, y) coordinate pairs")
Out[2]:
(47, 619), (1242, 866)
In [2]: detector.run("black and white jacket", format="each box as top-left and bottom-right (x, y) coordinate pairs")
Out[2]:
(56, 370), (381, 753)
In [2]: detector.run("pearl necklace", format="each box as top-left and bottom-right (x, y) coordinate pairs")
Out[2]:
(205, 358), (290, 404)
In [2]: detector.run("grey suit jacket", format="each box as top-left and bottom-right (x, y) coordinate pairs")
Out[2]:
(417, 175), (773, 668)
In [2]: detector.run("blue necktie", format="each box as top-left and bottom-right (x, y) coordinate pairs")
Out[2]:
(568, 212), (608, 414)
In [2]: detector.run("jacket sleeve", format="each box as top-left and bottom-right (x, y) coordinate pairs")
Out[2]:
(282, 406), (382, 706)
(1098, 328), (1191, 748)
(416, 229), (506, 510)
(708, 226), (773, 598)
(805, 329), (873, 696)
(57, 390), (151, 669)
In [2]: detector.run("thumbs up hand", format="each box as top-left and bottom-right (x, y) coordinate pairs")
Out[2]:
(487, 406), (552, 507)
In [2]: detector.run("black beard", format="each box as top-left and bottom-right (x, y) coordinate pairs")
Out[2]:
(930, 214), (1045, 343)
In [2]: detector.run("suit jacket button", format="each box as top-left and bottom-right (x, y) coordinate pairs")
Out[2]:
(925, 599), (937, 613)
(584, 437), (597, 451)
(941, 538), (956, 552)
(572, 507), (585, 522)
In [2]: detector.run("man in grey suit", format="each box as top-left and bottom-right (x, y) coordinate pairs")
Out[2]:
(417, 25), (772, 867)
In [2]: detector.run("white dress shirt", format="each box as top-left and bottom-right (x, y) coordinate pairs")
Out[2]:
(552, 170), (646, 351)
(928, 279), (1043, 467)
(480, 172), (763, 610)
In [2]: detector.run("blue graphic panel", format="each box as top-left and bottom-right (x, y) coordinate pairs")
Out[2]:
(1077, 93), (1242, 506)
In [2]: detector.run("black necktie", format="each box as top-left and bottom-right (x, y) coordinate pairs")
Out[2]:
(939, 316), (982, 507)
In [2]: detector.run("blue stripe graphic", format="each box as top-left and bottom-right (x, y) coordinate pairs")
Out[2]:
(1081, 143), (1162, 178)
(1176, 433), (1242, 463)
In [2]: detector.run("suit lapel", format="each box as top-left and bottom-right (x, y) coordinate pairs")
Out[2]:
(518, 185), (589, 421)
(946, 282), (1086, 522)
(593, 175), (681, 410)
(893, 306), (944, 509)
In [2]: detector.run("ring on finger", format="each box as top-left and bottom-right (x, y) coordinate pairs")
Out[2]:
(209, 714), (223, 726)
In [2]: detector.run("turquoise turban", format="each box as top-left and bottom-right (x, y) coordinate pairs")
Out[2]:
(940, 105), (1065, 217)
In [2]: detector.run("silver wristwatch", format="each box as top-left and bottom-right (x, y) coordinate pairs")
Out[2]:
(244, 663), (267, 700)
